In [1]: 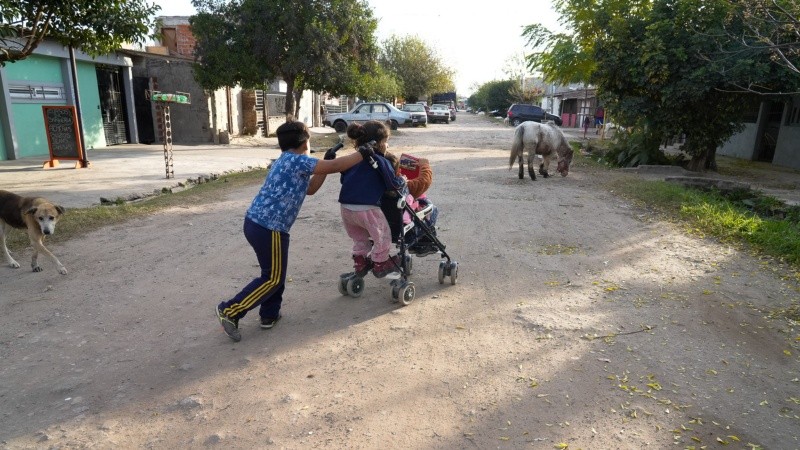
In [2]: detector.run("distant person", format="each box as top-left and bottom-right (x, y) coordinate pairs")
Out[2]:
(583, 115), (592, 138)
(214, 121), (373, 342)
(595, 106), (605, 134)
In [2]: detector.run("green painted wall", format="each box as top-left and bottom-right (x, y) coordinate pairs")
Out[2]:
(13, 103), (51, 157)
(76, 61), (104, 150)
(4, 54), (105, 158)
(0, 119), (6, 161)
(5, 55), (62, 82)
(7, 55), (65, 158)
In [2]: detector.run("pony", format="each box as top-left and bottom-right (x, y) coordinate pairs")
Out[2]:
(509, 121), (574, 180)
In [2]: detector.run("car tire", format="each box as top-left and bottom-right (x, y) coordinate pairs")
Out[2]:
(390, 120), (399, 131)
(445, 117), (450, 124)
(333, 121), (347, 133)
(512, 118), (522, 127)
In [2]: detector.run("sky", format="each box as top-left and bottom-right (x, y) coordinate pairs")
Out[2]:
(153, 0), (562, 96)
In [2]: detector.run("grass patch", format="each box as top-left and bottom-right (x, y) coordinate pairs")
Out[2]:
(6, 130), (348, 253)
(3, 168), (271, 253)
(610, 178), (800, 266)
(312, 132), (343, 150)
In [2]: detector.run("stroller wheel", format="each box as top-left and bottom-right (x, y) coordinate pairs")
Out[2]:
(438, 261), (446, 284)
(398, 282), (415, 306)
(338, 273), (351, 296)
(346, 276), (365, 298)
(449, 261), (459, 285)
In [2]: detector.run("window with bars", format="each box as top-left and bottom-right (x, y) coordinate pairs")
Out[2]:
(8, 84), (66, 102)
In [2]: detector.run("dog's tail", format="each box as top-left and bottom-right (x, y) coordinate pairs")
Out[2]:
(509, 124), (525, 169)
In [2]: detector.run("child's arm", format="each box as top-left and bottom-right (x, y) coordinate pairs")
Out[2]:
(406, 159), (432, 198)
(307, 147), (373, 195)
(307, 173), (327, 195)
(313, 150), (363, 175)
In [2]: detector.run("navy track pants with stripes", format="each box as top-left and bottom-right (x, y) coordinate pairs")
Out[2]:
(218, 218), (288, 320)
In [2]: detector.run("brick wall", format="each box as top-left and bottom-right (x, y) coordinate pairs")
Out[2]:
(174, 24), (196, 57)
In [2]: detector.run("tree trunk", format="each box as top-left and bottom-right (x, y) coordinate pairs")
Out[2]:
(293, 90), (303, 119)
(283, 76), (296, 122)
(686, 145), (718, 172)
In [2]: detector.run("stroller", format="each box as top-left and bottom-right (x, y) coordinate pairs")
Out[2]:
(336, 144), (458, 306)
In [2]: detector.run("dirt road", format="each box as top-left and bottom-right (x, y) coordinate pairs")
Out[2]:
(1, 114), (798, 449)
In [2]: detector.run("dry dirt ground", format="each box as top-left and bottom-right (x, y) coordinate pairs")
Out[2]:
(1, 114), (799, 449)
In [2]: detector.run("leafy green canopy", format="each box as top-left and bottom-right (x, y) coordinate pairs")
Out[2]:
(0, 0), (160, 65)
(379, 35), (454, 103)
(467, 79), (516, 112)
(524, 0), (798, 171)
(699, 0), (800, 95)
(191, 0), (379, 118)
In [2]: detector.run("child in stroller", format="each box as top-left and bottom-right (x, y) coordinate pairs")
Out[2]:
(395, 154), (439, 257)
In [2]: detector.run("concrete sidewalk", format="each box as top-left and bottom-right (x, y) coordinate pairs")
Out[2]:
(0, 140), (284, 209)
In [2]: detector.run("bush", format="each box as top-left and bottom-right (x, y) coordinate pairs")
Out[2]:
(603, 130), (678, 167)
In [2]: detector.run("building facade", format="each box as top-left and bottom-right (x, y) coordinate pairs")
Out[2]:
(718, 96), (800, 170)
(0, 40), (137, 160)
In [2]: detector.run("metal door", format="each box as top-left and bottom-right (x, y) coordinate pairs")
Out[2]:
(96, 67), (129, 145)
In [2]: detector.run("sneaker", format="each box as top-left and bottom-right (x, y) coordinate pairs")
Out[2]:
(260, 315), (281, 329)
(215, 306), (241, 342)
(353, 254), (373, 277)
(372, 254), (401, 278)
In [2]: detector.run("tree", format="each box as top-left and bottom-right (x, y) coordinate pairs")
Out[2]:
(379, 35), (454, 103)
(593, 0), (753, 170)
(191, 0), (379, 119)
(467, 79), (516, 112)
(0, 0), (160, 65)
(356, 65), (401, 102)
(525, 0), (774, 172)
(699, 0), (800, 95)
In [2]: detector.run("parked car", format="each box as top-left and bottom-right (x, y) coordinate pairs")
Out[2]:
(400, 103), (428, 127)
(490, 109), (508, 117)
(447, 105), (456, 121)
(323, 102), (412, 132)
(506, 103), (563, 126)
(428, 104), (451, 124)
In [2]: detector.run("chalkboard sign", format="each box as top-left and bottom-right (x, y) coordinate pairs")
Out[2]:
(42, 106), (83, 161)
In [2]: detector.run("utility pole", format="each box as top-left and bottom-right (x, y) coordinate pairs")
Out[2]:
(68, 46), (90, 168)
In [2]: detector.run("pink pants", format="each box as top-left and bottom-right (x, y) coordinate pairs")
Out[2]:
(340, 206), (392, 263)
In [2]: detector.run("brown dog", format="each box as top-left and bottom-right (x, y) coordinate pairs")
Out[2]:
(0, 190), (67, 274)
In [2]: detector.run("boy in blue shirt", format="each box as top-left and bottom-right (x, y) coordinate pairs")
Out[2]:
(215, 121), (372, 342)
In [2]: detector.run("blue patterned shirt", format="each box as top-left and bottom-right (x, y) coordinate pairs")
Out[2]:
(246, 152), (318, 234)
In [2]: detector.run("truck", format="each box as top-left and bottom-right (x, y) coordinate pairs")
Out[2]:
(431, 92), (457, 110)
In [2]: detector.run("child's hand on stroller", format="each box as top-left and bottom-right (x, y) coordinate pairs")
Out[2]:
(357, 142), (376, 160)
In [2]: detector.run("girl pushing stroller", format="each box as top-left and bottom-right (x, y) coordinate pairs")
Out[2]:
(331, 120), (459, 304)
(337, 121), (406, 279)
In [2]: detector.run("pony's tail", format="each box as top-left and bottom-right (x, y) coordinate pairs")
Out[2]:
(509, 124), (525, 168)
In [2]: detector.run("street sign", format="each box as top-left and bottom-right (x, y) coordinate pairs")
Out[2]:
(149, 91), (191, 104)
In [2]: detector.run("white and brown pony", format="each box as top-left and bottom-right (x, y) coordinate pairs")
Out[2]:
(509, 121), (574, 180)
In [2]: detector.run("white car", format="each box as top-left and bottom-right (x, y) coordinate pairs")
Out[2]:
(324, 102), (412, 133)
(400, 103), (428, 127)
(428, 104), (451, 124)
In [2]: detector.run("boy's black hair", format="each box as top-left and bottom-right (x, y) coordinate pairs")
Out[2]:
(276, 121), (310, 151)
